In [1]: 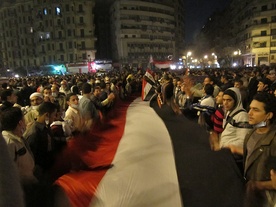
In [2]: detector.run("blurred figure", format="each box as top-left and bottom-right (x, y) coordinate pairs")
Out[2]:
(268, 69), (276, 91)
(0, 89), (18, 112)
(0, 133), (24, 207)
(59, 80), (70, 95)
(24, 102), (58, 182)
(1, 107), (37, 184)
(209, 91), (224, 150)
(51, 84), (66, 111)
(64, 93), (83, 134)
(234, 78), (248, 109)
(79, 83), (98, 130)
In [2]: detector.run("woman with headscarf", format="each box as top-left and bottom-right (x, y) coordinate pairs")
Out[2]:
(219, 87), (251, 149)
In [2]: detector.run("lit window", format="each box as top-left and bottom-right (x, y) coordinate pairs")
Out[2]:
(56, 7), (61, 15)
(46, 33), (50, 39)
(43, 8), (47, 15)
(30, 27), (33, 33)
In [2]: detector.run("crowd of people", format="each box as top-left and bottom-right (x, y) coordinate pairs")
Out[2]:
(1, 66), (276, 206)
(0, 69), (142, 206)
(154, 66), (276, 206)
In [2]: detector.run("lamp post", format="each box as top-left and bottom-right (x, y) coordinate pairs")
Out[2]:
(232, 50), (240, 67)
(204, 55), (208, 68)
(211, 53), (218, 68)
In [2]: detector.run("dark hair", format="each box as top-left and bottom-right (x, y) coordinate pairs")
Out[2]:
(204, 84), (214, 96)
(1, 82), (8, 89)
(162, 82), (174, 101)
(208, 76), (216, 84)
(37, 102), (57, 116)
(234, 78), (243, 85)
(0, 89), (14, 101)
(82, 83), (92, 94)
(99, 81), (106, 89)
(0, 107), (23, 131)
(93, 86), (101, 92)
(66, 93), (77, 101)
(253, 92), (276, 123)
(43, 86), (52, 92)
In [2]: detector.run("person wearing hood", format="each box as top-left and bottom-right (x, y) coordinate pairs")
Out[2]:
(219, 87), (251, 149)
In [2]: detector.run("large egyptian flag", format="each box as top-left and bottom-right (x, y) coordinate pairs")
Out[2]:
(55, 96), (245, 207)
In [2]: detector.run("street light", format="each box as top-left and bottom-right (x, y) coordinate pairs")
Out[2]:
(232, 49), (241, 67)
(186, 51), (192, 67)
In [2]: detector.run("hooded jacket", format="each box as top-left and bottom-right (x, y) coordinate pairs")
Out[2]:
(220, 87), (251, 148)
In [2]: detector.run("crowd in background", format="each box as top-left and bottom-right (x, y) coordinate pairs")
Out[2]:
(1, 66), (276, 206)
(155, 66), (276, 207)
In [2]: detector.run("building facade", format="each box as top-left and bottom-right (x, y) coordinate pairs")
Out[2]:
(109, 0), (185, 68)
(0, 0), (96, 71)
(234, 0), (276, 67)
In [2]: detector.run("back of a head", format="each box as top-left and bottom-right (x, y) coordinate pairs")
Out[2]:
(204, 84), (214, 96)
(0, 107), (23, 131)
(38, 102), (57, 116)
(70, 85), (79, 94)
(0, 89), (13, 101)
(82, 83), (92, 94)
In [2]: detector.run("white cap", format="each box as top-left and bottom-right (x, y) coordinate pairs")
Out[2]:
(30, 92), (43, 100)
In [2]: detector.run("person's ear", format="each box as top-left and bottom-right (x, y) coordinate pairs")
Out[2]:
(18, 119), (24, 127)
(266, 112), (273, 121)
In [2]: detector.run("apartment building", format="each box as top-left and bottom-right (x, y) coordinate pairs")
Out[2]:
(0, 0), (96, 70)
(109, 0), (185, 67)
(236, 0), (276, 66)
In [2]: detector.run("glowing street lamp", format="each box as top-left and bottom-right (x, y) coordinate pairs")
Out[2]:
(186, 51), (192, 67)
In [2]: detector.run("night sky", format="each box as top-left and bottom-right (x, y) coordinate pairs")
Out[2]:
(185, 0), (232, 44)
